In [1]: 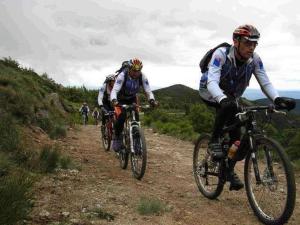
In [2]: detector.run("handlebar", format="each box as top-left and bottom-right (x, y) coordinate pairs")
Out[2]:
(118, 103), (151, 110)
(104, 111), (115, 116)
(236, 105), (287, 117)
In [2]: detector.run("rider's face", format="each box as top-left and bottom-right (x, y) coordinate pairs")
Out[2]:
(234, 38), (257, 60)
(108, 81), (115, 89)
(129, 69), (141, 79)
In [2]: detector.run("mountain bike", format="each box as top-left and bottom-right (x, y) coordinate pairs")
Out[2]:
(101, 111), (115, 151)
(193, 105), (296, 225)
(118, 103), (149, 180)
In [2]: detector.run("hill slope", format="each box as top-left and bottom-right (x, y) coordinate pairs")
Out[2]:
(153, 84), (203, 109)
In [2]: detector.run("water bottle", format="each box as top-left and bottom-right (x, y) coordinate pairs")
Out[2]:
(227, 140), (241, 159)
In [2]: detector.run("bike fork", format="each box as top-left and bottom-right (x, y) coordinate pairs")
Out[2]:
(249, 136), (262, 184)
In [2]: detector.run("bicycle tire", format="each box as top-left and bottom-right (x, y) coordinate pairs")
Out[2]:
(244, 136), (296, 225)
(130, 127), (147, 180)
(119, 132), (129, 169)
(193, 134), (224, 199)
(101, 124), (111, 151)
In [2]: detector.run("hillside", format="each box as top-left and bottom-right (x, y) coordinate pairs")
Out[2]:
(153, 84), (203, 110)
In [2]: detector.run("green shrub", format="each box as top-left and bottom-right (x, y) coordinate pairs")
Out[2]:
(60, 155), (72, 169)
(188, 104), (214, 133)
(0, 114), (20, 152)
(0, 174), (33, 225)
(36, 117), (53, 133)
(49, 124), (67, 139)
(39, 145), (60, 173)
(137, 197), (167, 216)
(0, 152), (11, 177)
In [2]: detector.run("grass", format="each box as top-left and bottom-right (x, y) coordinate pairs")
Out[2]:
(137, 197), (169, 216)
(39, 145), (60, 173)
(0, 173), (33, 225)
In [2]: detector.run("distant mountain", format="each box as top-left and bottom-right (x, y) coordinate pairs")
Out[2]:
(255, 98), (300, 114)
(153, 84), (203, 109)
(243, 89), (300, 100)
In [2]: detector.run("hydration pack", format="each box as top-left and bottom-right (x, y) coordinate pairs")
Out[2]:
(199, 42), (231, 73)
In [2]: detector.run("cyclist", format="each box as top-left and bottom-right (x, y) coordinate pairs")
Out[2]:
(92, 107), (100, 125)
(199, 24), (295, 190)
(79, 102), (90, 123)
(98, 74), (116, 131)
(111, 58), (157, 152)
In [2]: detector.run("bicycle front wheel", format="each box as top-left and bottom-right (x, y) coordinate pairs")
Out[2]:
(130, 127), (147, 180)
(193, 134), (224, 199)
(244, 136), (296, 225)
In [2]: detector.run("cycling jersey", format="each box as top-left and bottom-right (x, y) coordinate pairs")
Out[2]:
(199, 46), (279, 103)
(79, 105), (89, 114)
(110, 70), (155, 102)
(98, 83), (112, 107)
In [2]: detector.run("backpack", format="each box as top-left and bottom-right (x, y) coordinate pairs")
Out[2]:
(115, 60), (143, 86)
(199, 42), (231, 73)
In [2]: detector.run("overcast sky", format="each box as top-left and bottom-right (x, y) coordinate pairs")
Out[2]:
(1, 0), (300, 91)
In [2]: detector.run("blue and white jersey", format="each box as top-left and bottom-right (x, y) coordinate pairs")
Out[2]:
(97, 83), (111, 106)
(110, 71), (155, 101)
(199, 46), (279, 103)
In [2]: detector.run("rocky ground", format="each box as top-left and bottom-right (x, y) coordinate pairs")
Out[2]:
(29, 125), (300, 225)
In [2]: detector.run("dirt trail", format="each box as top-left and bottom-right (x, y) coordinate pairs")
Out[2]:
(30, 125), (300, 225)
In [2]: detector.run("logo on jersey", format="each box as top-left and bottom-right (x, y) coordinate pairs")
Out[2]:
(213, 57), (221, 67)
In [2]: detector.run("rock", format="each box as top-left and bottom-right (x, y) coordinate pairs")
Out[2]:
(61, 211), (70, 217)
(39, 209), (50, 218)
(81, 207), (87, 213)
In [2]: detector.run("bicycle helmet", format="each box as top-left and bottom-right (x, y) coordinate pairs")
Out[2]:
(104, 74), (116, 83)
(129, 58), (143, 71)
(233, 24), (260, 41)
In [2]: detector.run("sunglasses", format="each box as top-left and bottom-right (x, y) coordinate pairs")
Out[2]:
(240, 38), (258, 47)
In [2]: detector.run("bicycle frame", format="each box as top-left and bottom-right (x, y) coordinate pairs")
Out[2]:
(220, 105), (286, 184)
(122, 104), (141, 154)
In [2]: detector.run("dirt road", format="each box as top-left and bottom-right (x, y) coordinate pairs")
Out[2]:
(29, 125), (300, 225)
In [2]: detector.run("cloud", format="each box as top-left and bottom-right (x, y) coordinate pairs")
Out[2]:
(0, 0), (299, 90)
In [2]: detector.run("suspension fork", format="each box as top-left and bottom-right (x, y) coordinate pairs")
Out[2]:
(129, 109), (140, 154)
(249, 135), (262, 184)
(264, 145), (275, 179)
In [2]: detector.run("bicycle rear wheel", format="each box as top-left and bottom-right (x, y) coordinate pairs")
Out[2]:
(130, 127), (147, 180)
(101, 123), (111, 151)
(193, 134), (224, 199)
(244, 136), (295, 225)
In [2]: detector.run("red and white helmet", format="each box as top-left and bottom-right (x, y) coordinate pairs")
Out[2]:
(129, 58), (143, 71)
(233, 24), (260, 41)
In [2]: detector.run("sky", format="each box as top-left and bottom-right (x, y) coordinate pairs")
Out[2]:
(0, 0), (300, 91)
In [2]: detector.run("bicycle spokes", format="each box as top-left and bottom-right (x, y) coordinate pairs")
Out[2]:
(245, 139), (293, 222)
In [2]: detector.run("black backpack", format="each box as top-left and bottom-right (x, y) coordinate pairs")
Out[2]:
(115, 61), (131, 74)
(115, 60), (143, 86)
(199, 42), (231, 73)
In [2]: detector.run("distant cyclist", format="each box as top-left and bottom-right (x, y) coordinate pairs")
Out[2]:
(92, 107), (100, 125)
(79, 102), (90, 124)
(111, 58), (158, 152)
(199, 24), (295, 190)
(98, 74), (116, 131)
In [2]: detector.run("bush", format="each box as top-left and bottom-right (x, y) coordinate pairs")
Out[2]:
(188, 104), (214, 133)
(0, 174), (33, 225)
(60, 155), (72, 169)
(39, 145), (60, 173)
(137, 197), (167, 215)
(49, 124), (67, 139)
(0, 114), (20, 152)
